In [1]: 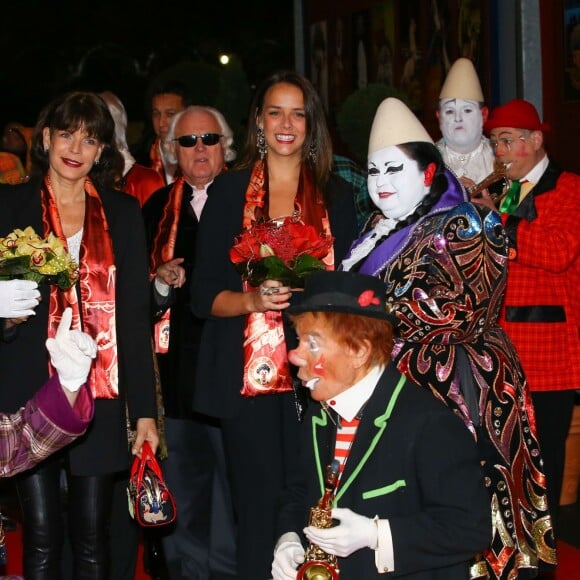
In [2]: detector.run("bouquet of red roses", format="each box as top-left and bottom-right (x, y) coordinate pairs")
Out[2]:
(229, 217), (334, 288)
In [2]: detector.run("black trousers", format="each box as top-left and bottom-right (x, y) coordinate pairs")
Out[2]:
(531, 389), (576, 533)
(221, 392), (302, 580)
(161, 415), (237, 580)
(15, 458), (114, 580)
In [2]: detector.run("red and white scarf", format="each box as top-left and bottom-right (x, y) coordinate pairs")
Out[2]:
(148, 177), (185, 353)
(41, 175), (119, 399)
(239, 160), (333, 396)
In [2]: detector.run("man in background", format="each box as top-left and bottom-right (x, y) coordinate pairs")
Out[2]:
(134, 80), (191, 185)
(142, 105), (237, 579)
(485, 99), (579, 577)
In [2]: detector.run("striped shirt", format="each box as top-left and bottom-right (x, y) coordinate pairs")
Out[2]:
(334, 416), (361, 480)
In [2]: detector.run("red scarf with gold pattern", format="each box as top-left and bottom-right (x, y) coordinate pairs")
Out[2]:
(148, 177), (185, 353)
(239, 160), (333, 397)
(150, 177), (184, 273)
(41, 176), (119, 399)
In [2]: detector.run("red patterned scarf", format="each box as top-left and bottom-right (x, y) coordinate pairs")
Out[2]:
(41, 176), (119, 399)
(149, 178), (185, 353)
(150, 177), (184, 273)
(149, 138), (164, 179)
(239, 160), (333, 396)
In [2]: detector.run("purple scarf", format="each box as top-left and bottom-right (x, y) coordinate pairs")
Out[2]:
(348, 169), (467, 276)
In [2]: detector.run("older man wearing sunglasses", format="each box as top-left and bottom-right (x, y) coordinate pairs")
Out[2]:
(142, 105), (237, 580)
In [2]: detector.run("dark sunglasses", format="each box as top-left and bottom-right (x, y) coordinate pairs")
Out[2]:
(172, 133), (223, 147)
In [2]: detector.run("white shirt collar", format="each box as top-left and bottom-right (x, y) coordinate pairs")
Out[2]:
(186, 179), (213, 195)
(523, 154), (549, 184)
(325, 365), (384, 422)
(186, 179), (213, 219)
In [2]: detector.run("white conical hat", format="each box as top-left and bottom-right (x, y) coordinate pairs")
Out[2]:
(368, 98), (433, 156)
(439, 58), (484, 101)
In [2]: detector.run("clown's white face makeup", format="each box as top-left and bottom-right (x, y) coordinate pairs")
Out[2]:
(367, 145), (428, 220)
(288, 315), (362, 401)
(438, 98), (483, 153)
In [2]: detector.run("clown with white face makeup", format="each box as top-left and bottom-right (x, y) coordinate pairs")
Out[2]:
(340, 97), (556, 579)
(367, 145), (433, 221)
(438, 98), (483, 153)
(435, 58), (494, 188)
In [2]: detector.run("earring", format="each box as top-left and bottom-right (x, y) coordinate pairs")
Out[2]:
(308, 142), (317, 163)
(257, 127), (267, 160)
(94, 158), (100, 166)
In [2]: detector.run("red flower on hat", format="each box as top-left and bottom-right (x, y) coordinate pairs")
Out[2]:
(358, 290), (380, 307)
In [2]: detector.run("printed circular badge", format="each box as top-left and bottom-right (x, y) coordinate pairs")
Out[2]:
(246, 356), (278, 391)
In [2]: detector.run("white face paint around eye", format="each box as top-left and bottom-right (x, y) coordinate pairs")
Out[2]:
(438, 98), (483, 153)
(367, 145), (428, 220)
(307, 334), (320, 353)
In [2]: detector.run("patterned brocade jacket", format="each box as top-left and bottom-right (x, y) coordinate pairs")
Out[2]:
(347, 176), (555, 579)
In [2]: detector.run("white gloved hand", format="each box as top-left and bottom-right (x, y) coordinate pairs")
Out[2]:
(45, 308), (97, 392)
(304, 507), (378, 558)
(0, 279), (40, 318)
(271, 533), (305, 580)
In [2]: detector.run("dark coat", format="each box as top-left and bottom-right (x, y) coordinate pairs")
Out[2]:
(0, 178), (156, 475)
(278, 363), (492, 579)
(142, 182), (205, 419)
(191, 167), (359, 419)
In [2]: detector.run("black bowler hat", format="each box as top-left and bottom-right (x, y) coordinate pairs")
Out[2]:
(288, 270), (399, 325)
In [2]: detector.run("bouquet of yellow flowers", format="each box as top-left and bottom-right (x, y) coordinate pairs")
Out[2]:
(0, 226), (78, 290)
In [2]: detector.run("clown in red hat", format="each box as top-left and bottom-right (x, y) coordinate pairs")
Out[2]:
(484, 98), (550, 203)
(487, 97), (580, 572)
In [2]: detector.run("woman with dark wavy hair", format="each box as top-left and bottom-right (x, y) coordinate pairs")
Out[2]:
(341, 98), (555, 579)
(0, 91), (158, 579)
(192, 70), (357, 579)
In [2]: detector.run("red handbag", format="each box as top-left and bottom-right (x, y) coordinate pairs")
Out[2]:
(127, 441), (176, 527)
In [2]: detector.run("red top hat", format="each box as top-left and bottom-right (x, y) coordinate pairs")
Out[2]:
(484, 98), (550, 133)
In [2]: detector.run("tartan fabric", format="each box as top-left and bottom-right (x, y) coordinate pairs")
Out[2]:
(0, 152), (25, 185)
(332, 155), (371, 231)
(0, 376), (92, 477)
(499, 169), (580, 392)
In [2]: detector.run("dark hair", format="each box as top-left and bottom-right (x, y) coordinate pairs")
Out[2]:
(362, 141), (448, 234)
(30, 91), (123, 190)
(236, 70), (333, 190)
(149, 79), (192, 106)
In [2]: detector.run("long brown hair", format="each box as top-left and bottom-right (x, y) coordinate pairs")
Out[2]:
(236, 70), (333, 190)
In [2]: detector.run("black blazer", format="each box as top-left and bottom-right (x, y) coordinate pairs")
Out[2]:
(191, 168), (358, 418)
(278, 363), (491, 579)
(142, 182), (205, 419)
(0, 178), (156, 475)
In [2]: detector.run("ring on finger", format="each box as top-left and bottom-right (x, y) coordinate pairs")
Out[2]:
(260, 287), (277, 296)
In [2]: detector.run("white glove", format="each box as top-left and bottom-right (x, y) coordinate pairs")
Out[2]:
(304, 507), (378, 558)
(271, 533), (305, 580)
(45, 308), (97, 392)
(0, 279), (40, 318)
